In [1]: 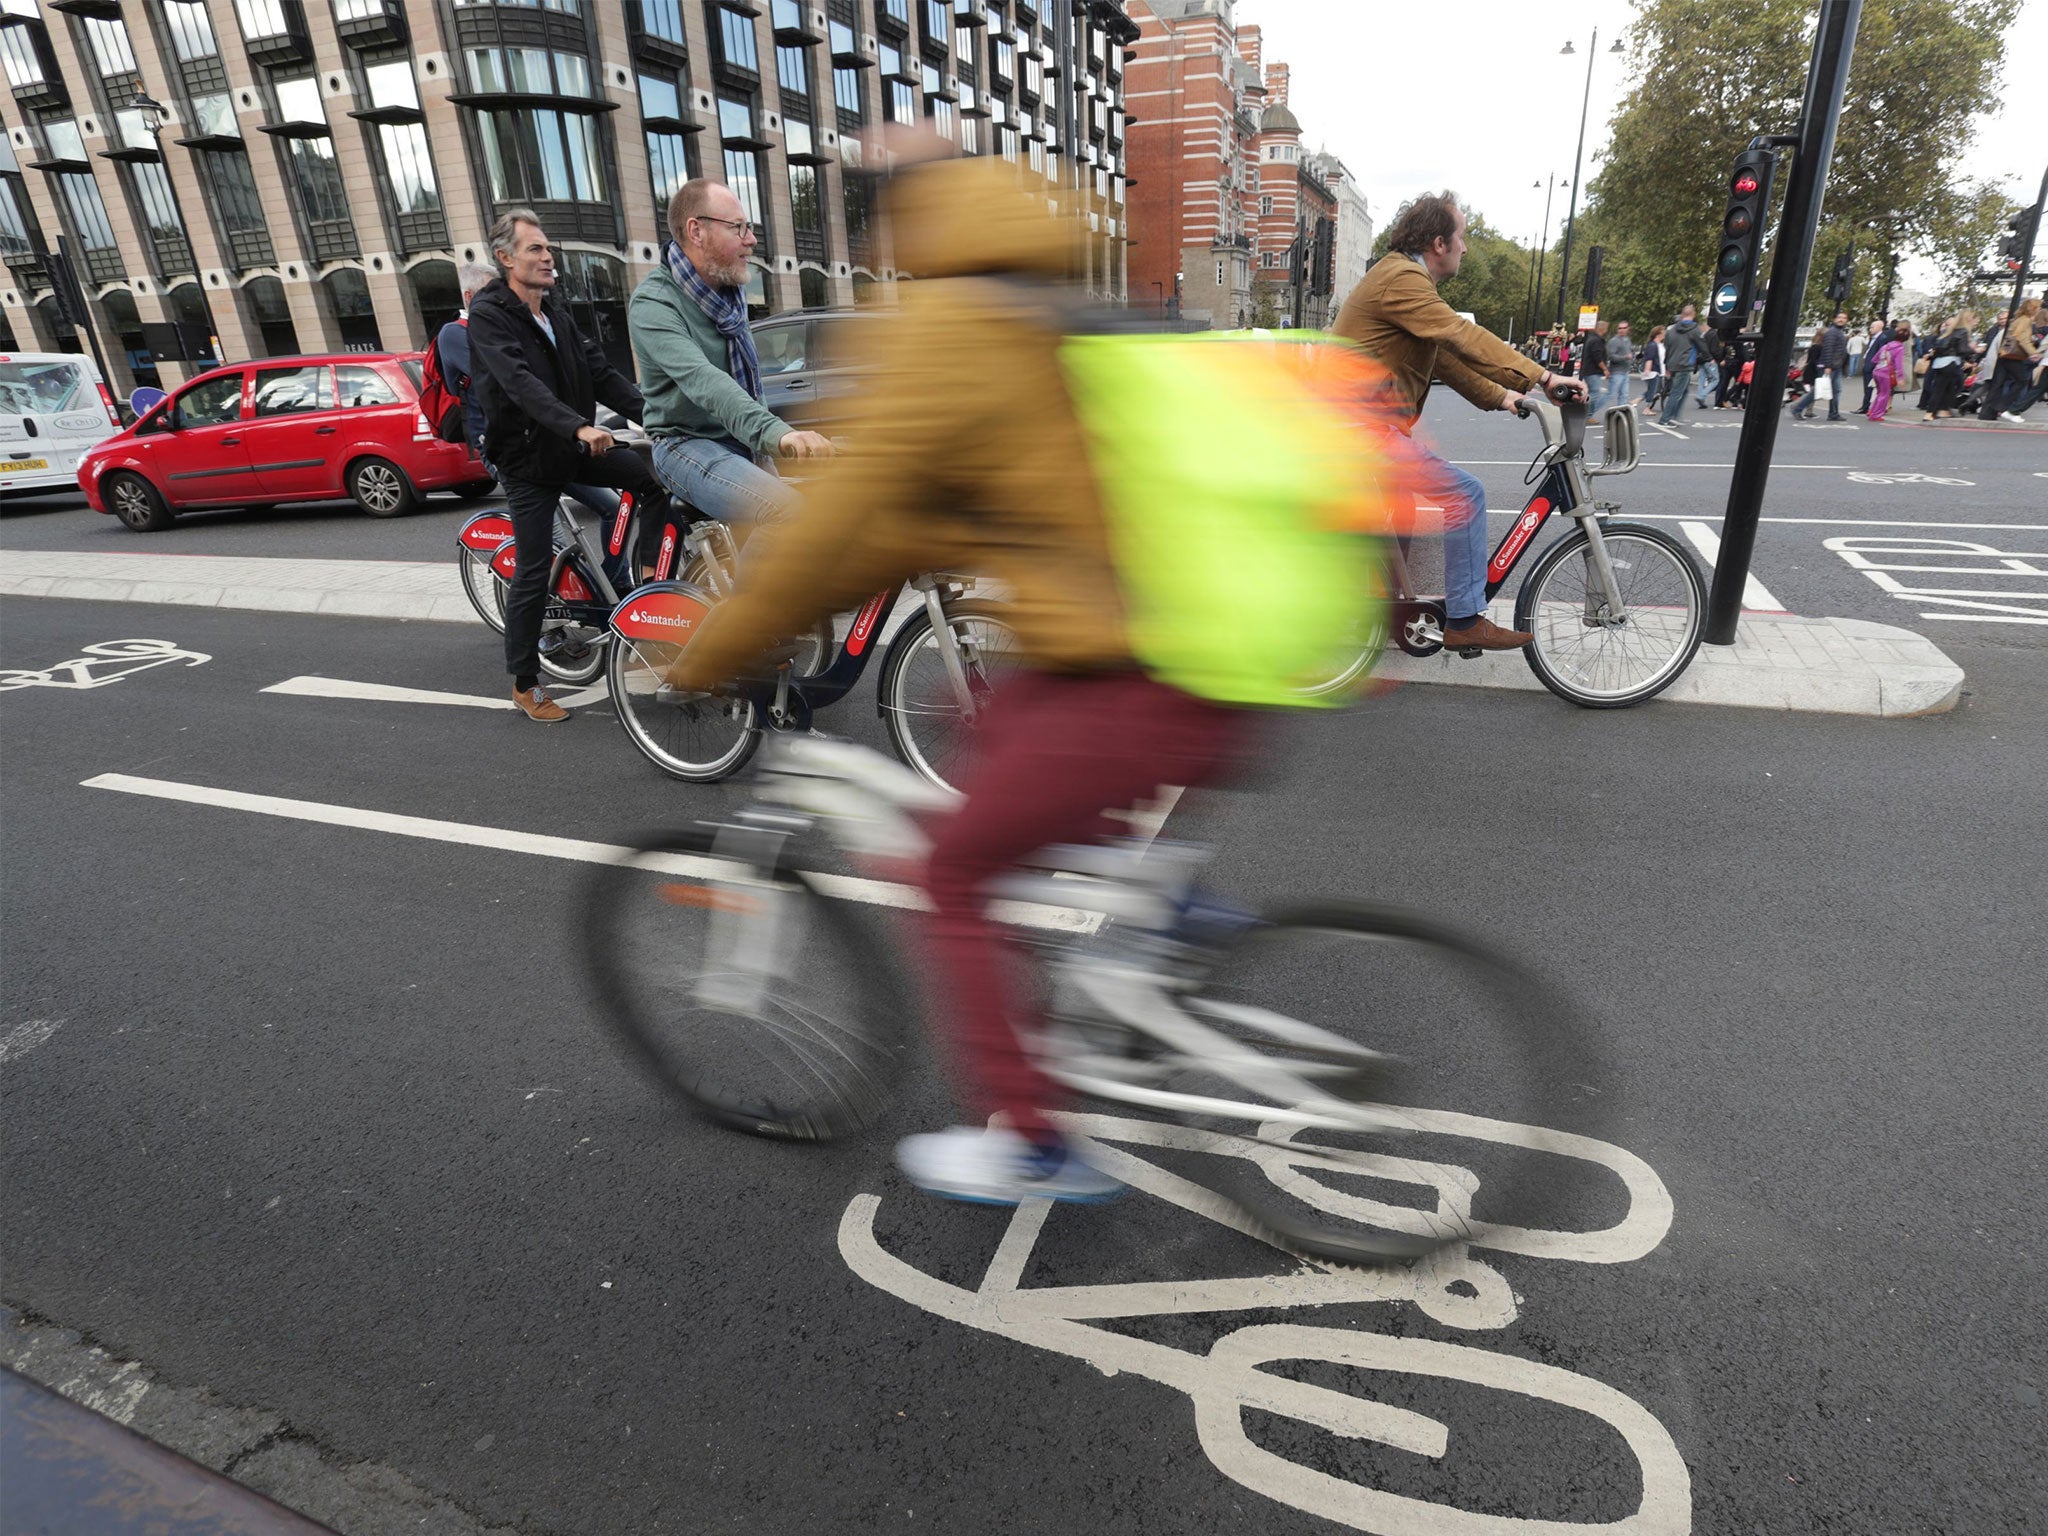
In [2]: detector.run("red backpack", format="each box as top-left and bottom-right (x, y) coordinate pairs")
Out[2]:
(419, 322), (469, 444)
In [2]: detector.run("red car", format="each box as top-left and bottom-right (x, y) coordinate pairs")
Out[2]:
(78, 352), (495, 532)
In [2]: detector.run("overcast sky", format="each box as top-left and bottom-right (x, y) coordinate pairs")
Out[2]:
(1237, 0), (2048, 291)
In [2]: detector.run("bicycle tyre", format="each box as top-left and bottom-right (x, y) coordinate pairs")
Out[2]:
(604, 618), (761, 782)
(1116, 900), (1602, 1266)
(582, 827), (913, 1140)
(458, 544), (507, 634)
(876, 599), (1021, 792)
(1513, 521), (1706, 708)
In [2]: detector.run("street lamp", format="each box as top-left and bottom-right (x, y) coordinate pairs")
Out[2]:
(1553, 30), (1625, 339)
(1531, 174), (1562, 345)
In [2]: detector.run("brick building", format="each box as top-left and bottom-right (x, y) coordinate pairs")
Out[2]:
(0, 0), (1135, 393)
(1122, 0), (1259, 329)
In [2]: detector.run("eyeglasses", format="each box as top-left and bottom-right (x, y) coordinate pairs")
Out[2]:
(693, 215), (754, 237)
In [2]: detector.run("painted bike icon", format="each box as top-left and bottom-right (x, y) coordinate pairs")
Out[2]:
(841, 1110), (1693, 1534)
(1844, 472), (1974, 486)
(0, 638), (211, 693)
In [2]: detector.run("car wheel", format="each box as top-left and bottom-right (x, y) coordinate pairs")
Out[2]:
(105, 472), (175, 533)
(349, 456), (417, 518)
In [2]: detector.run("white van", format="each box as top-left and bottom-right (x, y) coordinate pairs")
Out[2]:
(1, 352), (122, 495)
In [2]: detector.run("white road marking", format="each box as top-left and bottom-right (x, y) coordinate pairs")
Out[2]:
(77, 773), (1096, 933)
(0, 639), (210, 693)
(1492, 512), (2048, 533)
(1454, 461), (1855, 468)
(263, 676), (611, 712)
(1825, 536), (2048, 627)
(0, 1018), (62, 1064)
(1643, 421), (1689, 439)
(1678, 522), (1788, 612)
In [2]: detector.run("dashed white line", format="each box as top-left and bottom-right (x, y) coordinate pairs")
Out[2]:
(262, 676), (609, 711)
(1678, 522), (1788, 613)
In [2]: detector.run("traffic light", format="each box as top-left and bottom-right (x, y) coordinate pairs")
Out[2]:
(1710, 147), (1776, 333)
(1824, 246), (1854, 306)
(2001, 204), (2042, 271)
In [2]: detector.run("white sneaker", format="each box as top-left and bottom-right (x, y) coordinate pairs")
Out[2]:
(2000, 411), (2027, 425)
(895, 1126), (1126, 1206)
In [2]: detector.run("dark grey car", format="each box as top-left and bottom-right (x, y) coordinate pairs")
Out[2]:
(750, 309), (882, 435)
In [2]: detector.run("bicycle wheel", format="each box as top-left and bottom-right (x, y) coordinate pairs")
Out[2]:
(605, 623), (761, 782)
(1513, 522), (1706, 708)
(582, 828), (913, 1139)
(458, 544), (507, 633)
(1291, 565), (1391, 698)
(1070, 902), (1607, 1266)
(877, 599), (1022, 792)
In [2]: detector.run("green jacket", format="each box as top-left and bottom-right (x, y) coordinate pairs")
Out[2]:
(626, 265), (789, 454)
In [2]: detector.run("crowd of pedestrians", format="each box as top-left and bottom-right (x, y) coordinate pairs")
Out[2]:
(1519, 295), (2044, 427)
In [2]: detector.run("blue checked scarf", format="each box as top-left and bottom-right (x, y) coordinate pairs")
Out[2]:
(665, 241), (762, 402)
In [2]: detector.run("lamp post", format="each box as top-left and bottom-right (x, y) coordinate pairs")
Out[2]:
(1552, 31), (1625, 339)
(131, 90), (204, 373)
(1533, 173), (1561, 347)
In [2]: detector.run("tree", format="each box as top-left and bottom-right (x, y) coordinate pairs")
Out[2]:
(1579, 0), (2020, 327)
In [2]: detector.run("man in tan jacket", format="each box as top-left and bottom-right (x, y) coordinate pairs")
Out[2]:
(667, 145), (1254, 1207)
(1332, 191), (1584, 650)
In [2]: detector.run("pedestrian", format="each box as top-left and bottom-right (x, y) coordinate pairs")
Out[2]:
(1916, 310), (1976, 419)
(1642, 325), (1666, 411)
(1856, 319), (1884, 414)
(1978, 297), (2042, 423)
(1788, 332), (1825, 419)
(1867, 319), (1911, 422)
(1815, 311), (1849, 421)
(1605, 320), (1636, 408)
(1694, 324), (1724, 409)
(1729, 349), (1755, 410)
(1582, 320), (1610, 412)
(1658, 305), (1705, 425)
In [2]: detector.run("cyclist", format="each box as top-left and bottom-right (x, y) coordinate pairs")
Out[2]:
(1333, 191), (1585, 653)
(662, 141), (1287, 1206)
(470, 209), (669, 723)
(628, 179), (835, 540)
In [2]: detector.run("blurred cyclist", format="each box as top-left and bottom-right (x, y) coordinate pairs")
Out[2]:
(1331, 190), (1585, 653)
(663, 140), (1282, 1205)
(629, 179), (835, 542)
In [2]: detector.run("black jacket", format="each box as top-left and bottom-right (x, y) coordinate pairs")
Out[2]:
(1817, 323), (1849, 372)
(468, 278), (644, 485)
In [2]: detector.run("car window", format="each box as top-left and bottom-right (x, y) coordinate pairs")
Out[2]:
(397, 358), (423, 393)
(0, 359), (87, 415)
(335, 365), (401, 407)
(813, 318), (869, 370)
(172, 372), (245, 429)
(753, 323), (809, 375)
(253, 365), (335, 417)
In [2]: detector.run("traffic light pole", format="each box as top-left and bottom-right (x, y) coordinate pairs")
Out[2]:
(1705, 0), (1863, 647)
(2000, 162), (2048, 340)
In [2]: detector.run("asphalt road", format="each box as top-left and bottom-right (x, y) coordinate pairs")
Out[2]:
(8, 392), (2041, 648)
(3, 588), (2042, 1534)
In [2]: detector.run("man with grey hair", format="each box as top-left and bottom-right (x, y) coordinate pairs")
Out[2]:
(434, 260), (501, 460)
(629, 178), (832, 536)
(470, 208), (668, 723)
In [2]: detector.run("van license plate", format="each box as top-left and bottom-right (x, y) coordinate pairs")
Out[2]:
(1, 458), (51, 472)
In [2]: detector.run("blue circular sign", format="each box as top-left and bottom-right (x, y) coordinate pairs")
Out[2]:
(1712, 283), (1740, 317)
(129, 386), (168, 417)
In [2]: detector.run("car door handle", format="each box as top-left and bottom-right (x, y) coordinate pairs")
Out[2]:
(220, 436), (240, 446)
(783, 380), (811, 390)
(316, 426), (337, 435)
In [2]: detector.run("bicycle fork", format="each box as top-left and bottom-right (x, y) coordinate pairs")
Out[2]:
(1571, 507), (1631, 628)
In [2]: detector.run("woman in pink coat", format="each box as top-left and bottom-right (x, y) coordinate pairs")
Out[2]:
(1868, 320), (1912, 421)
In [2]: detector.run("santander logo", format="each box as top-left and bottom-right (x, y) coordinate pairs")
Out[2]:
(625, 606), (696, 630)
(845, 593), (888, 655)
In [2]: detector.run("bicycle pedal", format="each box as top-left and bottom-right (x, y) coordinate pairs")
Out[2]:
(1455, 646), (1485, 660)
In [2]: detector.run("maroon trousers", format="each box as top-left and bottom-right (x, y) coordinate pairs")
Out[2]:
(920, 669), (1255, 1136)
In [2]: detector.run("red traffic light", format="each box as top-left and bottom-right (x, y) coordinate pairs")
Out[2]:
(1733, 171), (1761, 196)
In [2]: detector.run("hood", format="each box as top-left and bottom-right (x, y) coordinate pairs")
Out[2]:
(883, 156), (1078, 279)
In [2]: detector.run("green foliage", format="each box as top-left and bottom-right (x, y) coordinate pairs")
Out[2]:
(1365, 215), (1545, 342)
(1577, 0), (2020, 327)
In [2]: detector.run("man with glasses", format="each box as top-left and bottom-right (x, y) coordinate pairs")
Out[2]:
(628, 180), (834, 539)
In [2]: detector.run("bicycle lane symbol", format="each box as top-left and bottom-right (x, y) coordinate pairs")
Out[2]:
(840, 1110), (1691, 1534)
(0, 639), (212, 693)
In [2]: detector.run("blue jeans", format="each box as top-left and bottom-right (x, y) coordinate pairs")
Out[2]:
(1694, 360), (1720, 405)
(651, 435), (798, 530)
(1607, 371), (1633, 409)
(1406, 446), (1490, 624)
(1659, 369), (1692, 424)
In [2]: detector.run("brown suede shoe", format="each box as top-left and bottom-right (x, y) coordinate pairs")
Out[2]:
(512, 685), (570, 723)
(1441, 616), (1534, 653)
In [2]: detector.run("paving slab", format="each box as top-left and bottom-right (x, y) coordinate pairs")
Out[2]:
(2, 548), (1965, 717)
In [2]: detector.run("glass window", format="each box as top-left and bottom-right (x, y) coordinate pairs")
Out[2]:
(203, 148), (266, 236)
(878, 41), (901, 75)
(882, 0), (907, 22)
(477, 110), (606, 203)
(640, 0), (686, 47)
(253, 364), (333, 416)
(233, 0), (291, 40)
(190, 93), (239, 138)
(44, 119), (88, 163)
(83, 17), (138, 75)
(275, 75), (326, 124)
(834, 64), (862, 118)
(0, 179), (32, 258)
(787, 161), (819, 233)
(718, 94), (753, 138)
(754, 320), (806, 373)
(770, 0), (803, 31)
(638, 71), (680, 119)
(1, 22), (46, 89)
(365, 60), (420, 110)
(554, 52), (590, 95)
(829, 19), (854, 54)
(173, 371), (245, 428)
(923, 0), (946, 43)
(287, 136), (350, 222)
(890, 79), (914, 124)
(0, 358), (86, 412)
(718, 4), (758, 72)
(57, 173), (116, 249)
(785, 117), (812, 156)
(335, 364), (400, 406)
(776, 44), (809, 99)
(646, 126), (692, 214)
(379, 121), (439, 213)
(506, 47), (550, 91)
(465, 48), (504, 91)
(723, 147), (763, 226)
